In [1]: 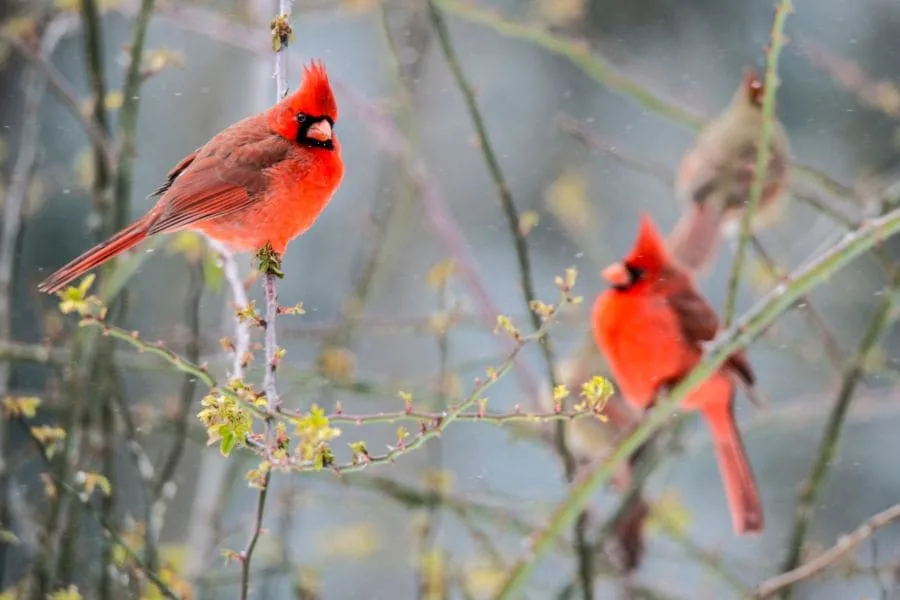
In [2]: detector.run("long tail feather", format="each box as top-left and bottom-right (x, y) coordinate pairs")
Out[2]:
(38, 219), (149, 294)
(701, 394), (764, 534)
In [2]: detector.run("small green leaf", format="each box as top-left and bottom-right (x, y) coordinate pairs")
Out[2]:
(220, 431), (237, 457)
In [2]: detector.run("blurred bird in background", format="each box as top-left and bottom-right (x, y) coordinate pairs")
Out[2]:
(667, 68), (790, 274)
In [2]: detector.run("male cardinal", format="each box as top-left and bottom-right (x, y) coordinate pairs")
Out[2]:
(667, 68), (790, 273)
(592, 214), (763, 534)
(38, 60), (343, 294)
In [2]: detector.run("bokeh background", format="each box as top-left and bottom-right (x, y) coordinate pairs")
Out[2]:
(1, 0), (900, 598)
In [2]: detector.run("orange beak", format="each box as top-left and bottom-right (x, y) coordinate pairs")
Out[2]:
(601, 262), (631, 287)
(307, 120), (333, 143)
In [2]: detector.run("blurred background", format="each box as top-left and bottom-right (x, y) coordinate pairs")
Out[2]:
(1, 0), (900, 598)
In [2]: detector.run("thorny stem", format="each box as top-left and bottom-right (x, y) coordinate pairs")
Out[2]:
(777, 270), (900, 599)
(426, 3), (592, 596)
(491, 205), (900, 598)
(723, 0), (793, 326)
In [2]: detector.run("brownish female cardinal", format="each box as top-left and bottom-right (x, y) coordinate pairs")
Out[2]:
(39, 60), (343, 294)
(592, 214), (763, 534)
(667, 68), (790, 273)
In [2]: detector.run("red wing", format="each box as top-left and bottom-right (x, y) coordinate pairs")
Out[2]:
(148, 128), (292, 235)
(666, 275), (756, 388)
(665, 276), (719, 345)
(148, 148), (201, 198)
(725, 351), (755, 388)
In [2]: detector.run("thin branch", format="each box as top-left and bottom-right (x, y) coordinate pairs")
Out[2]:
(426, 2), (591, 595)
(490, 204), (900, 598)
(431, 0), (854, 205)
(777, 269), (900, 598)
(62, 483), (181, 600)
(152, 261), (204, 495)
(755, 502), (900, 598)
(239, 1), (293, 597)
(114, 0), (156, 231)
(311, 407), (602, 425)
(0, 14), (72, 580)
(184, 243), (252, 580)
(0, 28), (117, 173)
(336, 84), (542, 399)
(748, 236), (844, 371)
(723, 0), (793, 326)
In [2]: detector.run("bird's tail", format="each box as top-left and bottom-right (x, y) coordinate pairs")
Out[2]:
(666, 203), (726, 275)
(38, 219), (150, 294)
(701, 390), (764, 535)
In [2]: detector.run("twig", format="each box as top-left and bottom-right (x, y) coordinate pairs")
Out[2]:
(239, 477), (270, 600)
(0, 27), (117, 173)
(748, 236), (844, 371)
(777, 269), (900, 598)
(321, 6), (430, 351)
(0, 14), (72, 580)
(490, 204), (900, 598)
(723, 0), (793, 326)
(755, 502), (900, 598)
(281, 292), (575, 474)
(114, 0), (156, 232)
(184, 242), (251, 580)
(80, 0), (112, 214)
(426, 2), (592, 595)
(239, 1), (293, 597)
(57, 481), (181, 600)
(152, 261), (204, 495)
(416, 259), (451, 597)
(147, 262), (204, 567)
(555, 113), (675, 188)
(337, 85), (541, 399)
(431, 0), (853, 206)
(310, 407), (602, 425)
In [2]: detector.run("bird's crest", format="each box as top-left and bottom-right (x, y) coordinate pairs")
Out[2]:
(290, 59), (338, 121)
(625, 213), (671, 273)
(742, 67), (765, 107)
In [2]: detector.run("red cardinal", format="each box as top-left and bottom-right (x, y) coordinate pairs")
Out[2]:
(592, 214), (763, 534)
(668, 68), (790, 273)
(39, 60), (344, 294)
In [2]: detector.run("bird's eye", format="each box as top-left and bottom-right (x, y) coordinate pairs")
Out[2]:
(625, 263), (645, 283)
(296, 113), (309, 124)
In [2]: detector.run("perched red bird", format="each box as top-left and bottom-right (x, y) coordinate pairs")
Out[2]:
(39, 60), (344, 294)
(667, 68), (790, 273)
(592, 214), (763, 534)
